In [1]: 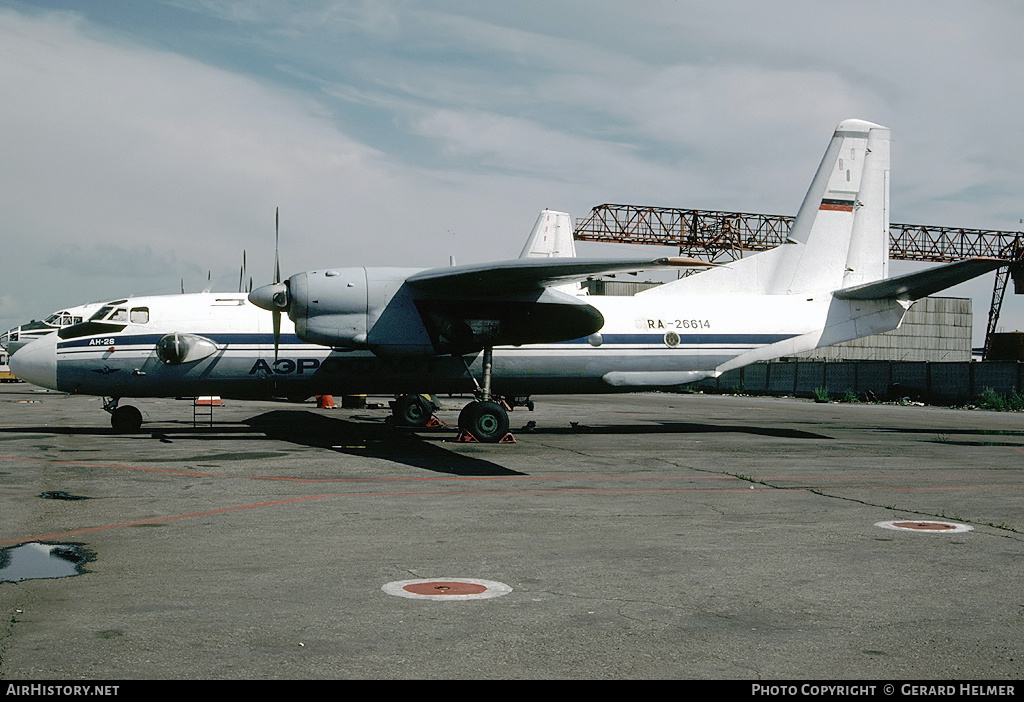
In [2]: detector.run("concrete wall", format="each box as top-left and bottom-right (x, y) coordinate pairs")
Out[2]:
(791, 297), (972, 362)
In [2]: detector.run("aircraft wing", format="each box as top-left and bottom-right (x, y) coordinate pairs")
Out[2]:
(833, 258), (1007, 301)
(405, 256), (713, 295)
(392, 256), (710, 353)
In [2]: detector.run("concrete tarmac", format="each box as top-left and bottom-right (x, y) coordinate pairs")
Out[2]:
(0, 383), (1021, 680)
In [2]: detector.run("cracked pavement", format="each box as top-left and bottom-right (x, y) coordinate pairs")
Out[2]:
(1, 385), (1021, 679)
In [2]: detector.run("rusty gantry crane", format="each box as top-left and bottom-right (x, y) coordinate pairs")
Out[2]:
(573, 204), (1024, 359)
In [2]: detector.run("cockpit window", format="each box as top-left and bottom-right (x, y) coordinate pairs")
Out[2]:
(89, 306), (115, 322)
(43, 311), (77, 327)
(130, 307), (149, 324)
(88, 306), (131, 322)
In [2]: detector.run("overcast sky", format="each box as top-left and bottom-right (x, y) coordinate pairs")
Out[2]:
(2, 0), (1022, 344)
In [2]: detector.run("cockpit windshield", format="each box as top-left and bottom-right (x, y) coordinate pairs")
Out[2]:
(88, 306), (116, 322)
(87, 305), (148, 324)
(43, 311), (83, 327)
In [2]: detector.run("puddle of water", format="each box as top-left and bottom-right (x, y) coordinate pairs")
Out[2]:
(0, 542), (92, 582)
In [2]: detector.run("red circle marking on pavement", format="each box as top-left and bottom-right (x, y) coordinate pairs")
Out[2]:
(403, 581), (489, 596)
(892, 521), (957, 531)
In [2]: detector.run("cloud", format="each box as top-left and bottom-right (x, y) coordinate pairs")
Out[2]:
(45, 243), (204, 281)
(1, 1), (1022, 341)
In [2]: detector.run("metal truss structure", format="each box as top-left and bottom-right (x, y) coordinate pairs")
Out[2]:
(574, 204), (1024, 358)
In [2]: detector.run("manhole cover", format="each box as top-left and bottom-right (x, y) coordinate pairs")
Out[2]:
(875, 520), (973, 533)
(382, 578), (512, 600)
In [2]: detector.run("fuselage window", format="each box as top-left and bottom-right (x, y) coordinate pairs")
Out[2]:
(130, 308), (150, 324)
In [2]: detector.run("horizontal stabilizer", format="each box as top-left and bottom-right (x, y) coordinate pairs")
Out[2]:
(406, 257), (714, 295)
(833, 257), (1006, 301)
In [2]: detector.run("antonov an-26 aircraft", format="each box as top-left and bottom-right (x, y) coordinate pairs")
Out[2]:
(12, 119), (1005, 440)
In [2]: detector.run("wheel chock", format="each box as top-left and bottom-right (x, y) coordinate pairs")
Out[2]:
(454, 430), (516, 444)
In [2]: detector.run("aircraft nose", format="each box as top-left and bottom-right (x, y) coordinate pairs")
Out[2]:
(9, 335), (58, 390)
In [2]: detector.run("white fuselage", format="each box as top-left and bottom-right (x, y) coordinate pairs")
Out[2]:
(11, 289), (868, 399)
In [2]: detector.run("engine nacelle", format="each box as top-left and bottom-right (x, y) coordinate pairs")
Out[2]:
(287, 268), (369, 348)
(155, 333), (218, 365)
(287, 267), (435, 354)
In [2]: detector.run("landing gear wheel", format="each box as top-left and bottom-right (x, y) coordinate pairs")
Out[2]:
(110, 405), (143, 433)
(392, 394), (434, 427)
(458, 400), (509, 443)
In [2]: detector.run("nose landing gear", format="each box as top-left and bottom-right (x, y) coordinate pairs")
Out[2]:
(103, 398), (143, 433)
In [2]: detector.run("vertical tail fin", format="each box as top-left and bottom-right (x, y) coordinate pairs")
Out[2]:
(519, 209), (577, 259)
(776, 118), (890, 293)
(641, 119), (890, 297)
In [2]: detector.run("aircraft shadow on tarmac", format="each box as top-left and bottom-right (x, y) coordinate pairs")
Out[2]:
(241, 410), (525, 477)
(0, 413), (829, 477)
(0, 413), (521, 477)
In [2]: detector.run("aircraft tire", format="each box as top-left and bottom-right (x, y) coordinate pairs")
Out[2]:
(110, 405), (143, 433)
(393, 394), (434, 427)
(459, 400), (509, 443)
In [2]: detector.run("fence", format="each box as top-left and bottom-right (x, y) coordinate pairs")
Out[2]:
(692, 360), (1024, 402)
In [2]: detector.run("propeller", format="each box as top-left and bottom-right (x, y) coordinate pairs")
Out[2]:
(247, 207), (290, 359)
(238, 250), (246, 293)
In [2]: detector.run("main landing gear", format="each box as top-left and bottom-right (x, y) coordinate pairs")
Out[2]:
(104, 398), (143, 433)
(390, 393), (440, 428)
(455, 346), (513, 443)
(456, 398), (511, 443)
(388, 347), (516, 443)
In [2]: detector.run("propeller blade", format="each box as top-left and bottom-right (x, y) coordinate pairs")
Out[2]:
(238, 250), (247, 293)
(246, 207), (286, 358)
(274, 207), (281, 285)
(274, 208), (282, 358)
(273, 310), (281, 360)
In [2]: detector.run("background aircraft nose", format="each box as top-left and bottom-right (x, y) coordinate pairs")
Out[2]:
(9, 335), (58, 390)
